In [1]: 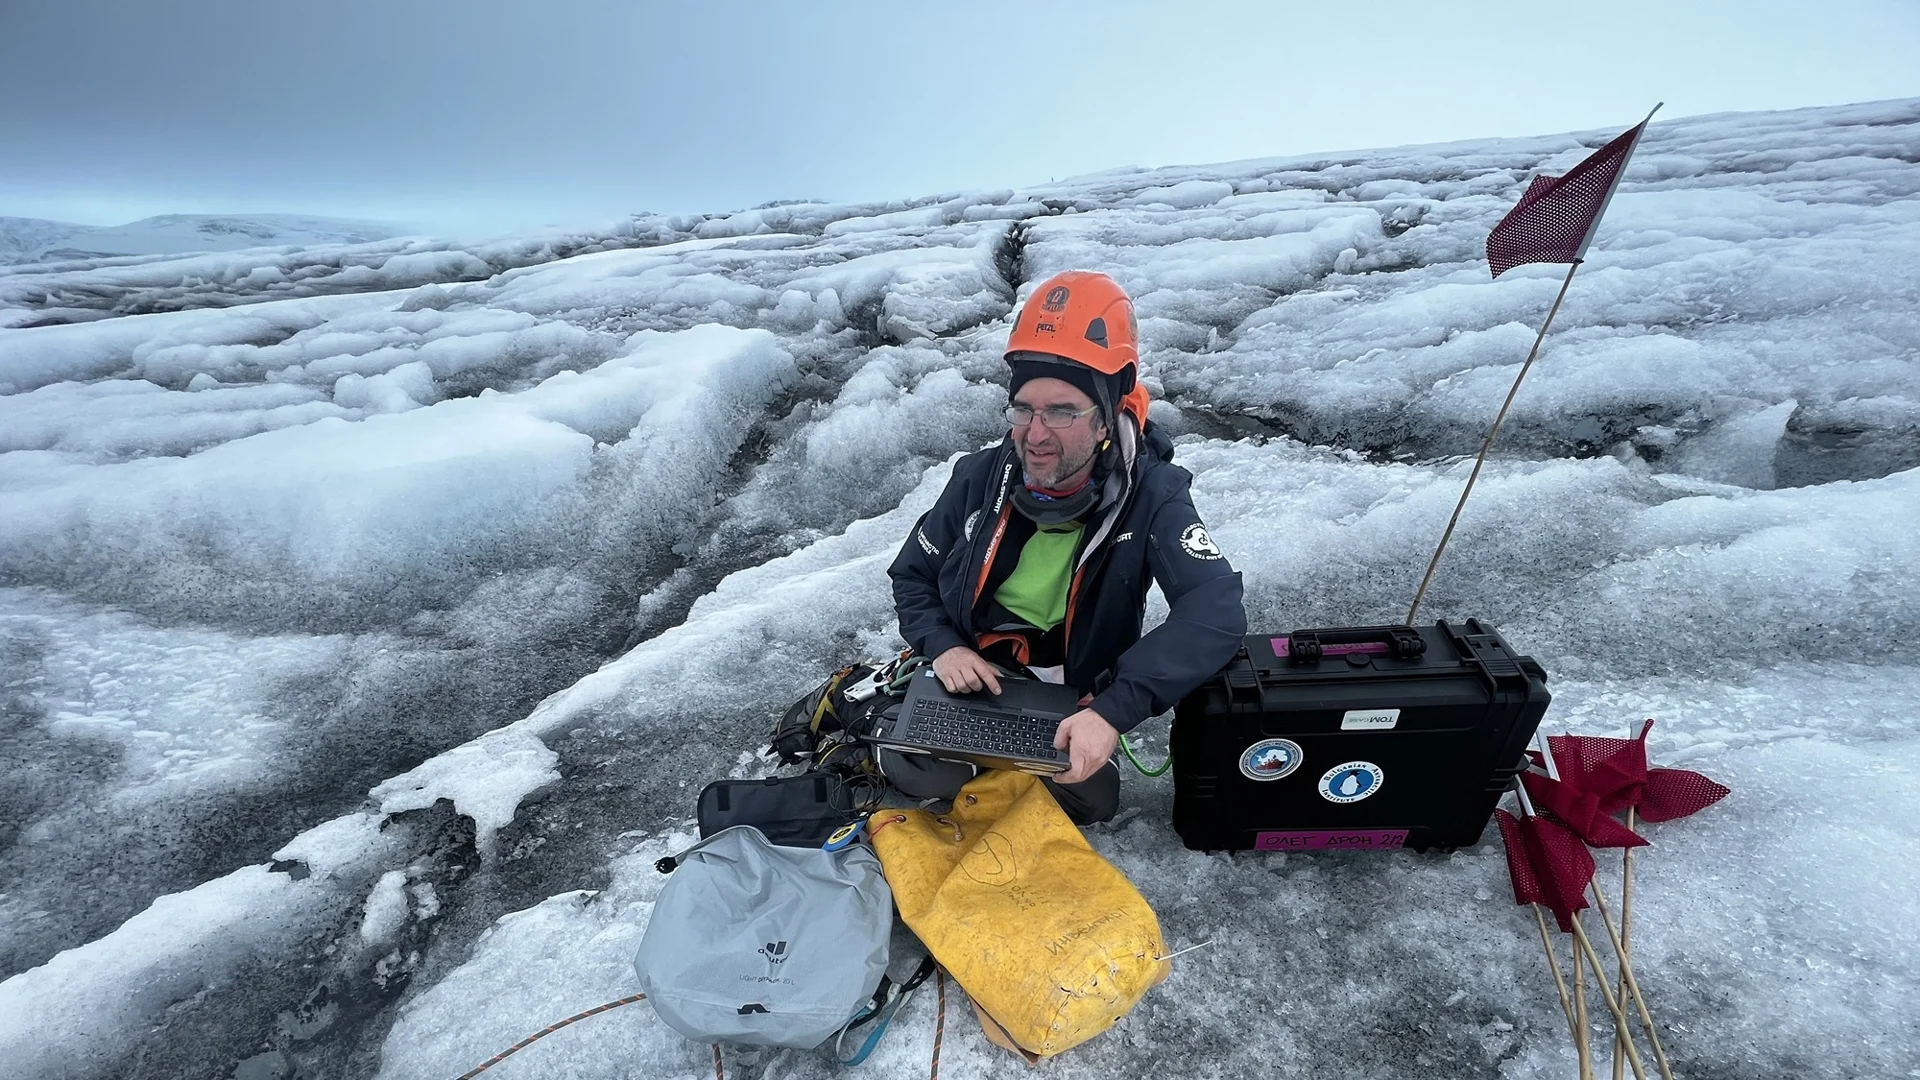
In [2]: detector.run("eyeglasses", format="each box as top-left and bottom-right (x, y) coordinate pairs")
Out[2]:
(1006, 403), (1099, 429)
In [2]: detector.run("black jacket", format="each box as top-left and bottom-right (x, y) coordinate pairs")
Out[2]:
(888, 420), (1246, 734)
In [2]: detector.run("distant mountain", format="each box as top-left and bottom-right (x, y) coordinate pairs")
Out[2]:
(0, 213), (404, 266)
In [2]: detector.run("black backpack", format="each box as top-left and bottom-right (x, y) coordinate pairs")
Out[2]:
(769, 652), (924, 770)
(667, 653), (928, 853)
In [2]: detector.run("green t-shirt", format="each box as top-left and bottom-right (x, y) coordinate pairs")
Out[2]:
(992, 523), (1083, 631)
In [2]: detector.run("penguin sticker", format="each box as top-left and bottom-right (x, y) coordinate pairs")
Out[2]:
(1317, 761), (1385, 804)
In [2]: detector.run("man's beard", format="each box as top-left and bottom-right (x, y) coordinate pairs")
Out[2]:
(1023, 443), (1096, 490)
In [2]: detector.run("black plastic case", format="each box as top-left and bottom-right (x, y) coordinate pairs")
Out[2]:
(1170, 619), (1550, 852)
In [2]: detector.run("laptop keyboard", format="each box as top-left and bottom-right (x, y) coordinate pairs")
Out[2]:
(909, 699), (1066, 762)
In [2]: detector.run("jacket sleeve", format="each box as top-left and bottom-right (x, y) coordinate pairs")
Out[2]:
(888, 465), (977, 662)
(1089, 480), (1246, 733)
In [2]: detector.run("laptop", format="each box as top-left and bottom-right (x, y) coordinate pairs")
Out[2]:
(867, 668), (1079, 774)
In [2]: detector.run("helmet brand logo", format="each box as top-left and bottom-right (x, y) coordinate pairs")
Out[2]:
(1042, 285), (1070, 311)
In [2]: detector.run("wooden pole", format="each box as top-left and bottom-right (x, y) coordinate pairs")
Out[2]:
(1589, 883), (1676, 1080)
(1571, 918), (1651, 1080)
(1613, 808), (1638, 1080)
(1407, 259), (1582, 624)
(1574, 935), (1594, 1080)
(1515, 781), (1590, 1072)
(1533, 904), (1578, 1033)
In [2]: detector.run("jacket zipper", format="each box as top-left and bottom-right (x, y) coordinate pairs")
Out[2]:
(970, 504), (1013, 607)
(974, 435), (1136, 673)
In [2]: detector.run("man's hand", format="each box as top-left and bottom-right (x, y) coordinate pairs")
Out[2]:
(1052, 707), (1118, 785)
(932, 646), (1002, 695)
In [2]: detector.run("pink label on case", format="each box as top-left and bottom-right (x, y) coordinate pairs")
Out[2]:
(1271, 637), (1391, 657)
(1254, 829), (1408, 851)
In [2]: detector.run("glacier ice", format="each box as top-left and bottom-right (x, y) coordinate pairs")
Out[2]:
(1, 98), (1917, 1080)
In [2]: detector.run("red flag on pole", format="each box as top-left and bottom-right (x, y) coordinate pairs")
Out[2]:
(1530, 721), (1730, 825)
(1498, 809), (1553, 904)
(1520, 770), (1651, 848)
(1487, 107), (1659, 277)
(1639, 768), (1730, 823)
(1532, 722), (1653, 813)
(1498, 808), (1596, 932)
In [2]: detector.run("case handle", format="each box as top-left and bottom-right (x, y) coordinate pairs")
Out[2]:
(1280, 624), (1428, 664)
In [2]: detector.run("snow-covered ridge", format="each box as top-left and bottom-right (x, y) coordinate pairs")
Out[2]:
(1, 97), (1917, 1080)
(0, 213), (404, 269)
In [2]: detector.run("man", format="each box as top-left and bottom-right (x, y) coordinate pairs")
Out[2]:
(886, 270), (1247, 824)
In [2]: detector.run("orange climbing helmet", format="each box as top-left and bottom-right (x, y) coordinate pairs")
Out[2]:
(1005, 270), (1149, 427)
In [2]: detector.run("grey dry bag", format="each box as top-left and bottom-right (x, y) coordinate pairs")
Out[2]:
(634, 825), (891, 1048)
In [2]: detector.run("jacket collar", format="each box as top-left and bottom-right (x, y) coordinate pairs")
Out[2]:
(1076, 415), (1139, 570)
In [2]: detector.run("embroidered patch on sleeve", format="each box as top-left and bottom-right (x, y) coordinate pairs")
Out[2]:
(1179, 523), (1223, 560)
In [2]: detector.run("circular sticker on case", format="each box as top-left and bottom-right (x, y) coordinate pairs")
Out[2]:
(1239, 738), (1304, 781)
(1318, 761), (1385, 804)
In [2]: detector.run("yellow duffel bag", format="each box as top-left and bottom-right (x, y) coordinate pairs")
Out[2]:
(867, 769), (1170, 1058)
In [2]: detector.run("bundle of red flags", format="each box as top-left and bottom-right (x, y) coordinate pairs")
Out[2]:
(1498, 720), (1728, 935)
(1520, 720), (1730, 847)
(1499, 721), (1727, 1080)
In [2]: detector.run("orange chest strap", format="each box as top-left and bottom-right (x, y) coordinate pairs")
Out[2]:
(1061, 566), (1086, 654)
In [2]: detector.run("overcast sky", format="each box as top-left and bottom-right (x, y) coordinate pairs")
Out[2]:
(4, 1), (1916, 236)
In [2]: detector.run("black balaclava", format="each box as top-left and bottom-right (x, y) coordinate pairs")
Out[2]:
(1006, 355), (1119, 429)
